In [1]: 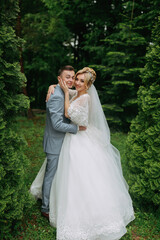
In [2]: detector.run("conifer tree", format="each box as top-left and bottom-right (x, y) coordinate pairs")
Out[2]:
(125, 17), (160, 207)
(101, 21), (146, 130)
(0, 0), (31, 236)
(91, 0), (160, 130)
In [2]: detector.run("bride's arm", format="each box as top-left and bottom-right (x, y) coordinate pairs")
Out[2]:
(58, 79), (70, 118)
(46, 84), (57, 102)
(64, 92), (70, 118)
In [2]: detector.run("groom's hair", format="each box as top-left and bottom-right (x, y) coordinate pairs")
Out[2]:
(58, 65), (75, 76)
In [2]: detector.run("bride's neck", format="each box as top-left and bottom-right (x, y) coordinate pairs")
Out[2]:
(77, 90), (87, 97)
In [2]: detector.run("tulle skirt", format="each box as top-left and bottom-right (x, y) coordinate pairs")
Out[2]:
(30, 125), (135, 240)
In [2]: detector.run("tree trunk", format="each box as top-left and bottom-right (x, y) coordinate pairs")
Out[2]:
(16, 0), (34, 119)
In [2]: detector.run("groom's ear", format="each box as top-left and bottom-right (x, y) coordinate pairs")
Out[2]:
(57, 76), (61, 82)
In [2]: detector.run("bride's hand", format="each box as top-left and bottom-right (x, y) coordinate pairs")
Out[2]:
(59, 79), (68, 93)
(46, 84), (56, 102)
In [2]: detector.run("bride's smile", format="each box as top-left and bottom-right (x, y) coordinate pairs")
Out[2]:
(74, 73), (87, 95)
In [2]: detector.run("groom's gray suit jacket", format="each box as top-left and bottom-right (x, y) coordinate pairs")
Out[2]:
(43, 85), (77, 155)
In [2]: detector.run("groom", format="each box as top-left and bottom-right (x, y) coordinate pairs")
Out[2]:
(42, 65), (86, 219)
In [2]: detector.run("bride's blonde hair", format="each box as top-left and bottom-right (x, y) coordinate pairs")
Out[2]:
(75, 67), (96, 88)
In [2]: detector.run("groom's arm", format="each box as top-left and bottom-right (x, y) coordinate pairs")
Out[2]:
(48, 94), (78, 134)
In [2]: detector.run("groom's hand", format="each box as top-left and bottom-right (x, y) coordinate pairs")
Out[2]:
(79, 126), (87, 131)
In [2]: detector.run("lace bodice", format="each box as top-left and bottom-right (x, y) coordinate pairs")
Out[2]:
(68, 94), (90, 127)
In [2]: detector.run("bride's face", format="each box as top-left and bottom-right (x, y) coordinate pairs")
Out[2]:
(74, 73), (87, 93)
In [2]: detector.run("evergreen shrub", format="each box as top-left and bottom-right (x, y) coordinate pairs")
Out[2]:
(126, 18), (160, 207)
(0, 1), (32, 238)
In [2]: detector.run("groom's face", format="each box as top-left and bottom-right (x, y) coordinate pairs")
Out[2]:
(59, 70), (75, 88)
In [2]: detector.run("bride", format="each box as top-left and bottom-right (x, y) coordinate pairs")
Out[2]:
(30, 67), (135, 240)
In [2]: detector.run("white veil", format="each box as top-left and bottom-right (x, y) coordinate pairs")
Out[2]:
(88, 85), (110, 145)
(88, 85), (129, 190)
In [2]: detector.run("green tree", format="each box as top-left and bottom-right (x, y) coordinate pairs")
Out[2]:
(0, 0), (31, 237)
(22, 0), (71, 109)
(21, 0), (160, 118)
(22, 0), (124, 108)
(89, 0), (160, 130)
(100, 22), (146, 130)
(125, 17), (160, 207)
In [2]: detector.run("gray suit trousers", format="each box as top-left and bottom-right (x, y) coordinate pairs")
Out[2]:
(41, 153), (59, 213)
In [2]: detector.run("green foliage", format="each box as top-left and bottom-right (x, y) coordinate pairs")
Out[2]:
(126, 17), (160, 207)
(22, 0), (72, 109)
(21, 0), (123, 108)
(21, 0), (160, 130)
(12, 116), (55, 239)
(99, 23), (146, 130)
(0, 1), (32, 238)
(91, 0), (160, 130)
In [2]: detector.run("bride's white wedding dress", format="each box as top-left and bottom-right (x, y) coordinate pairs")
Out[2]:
(30, 85), (135, 240)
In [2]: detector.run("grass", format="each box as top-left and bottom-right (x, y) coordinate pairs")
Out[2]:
(13, 115), (160, 240)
